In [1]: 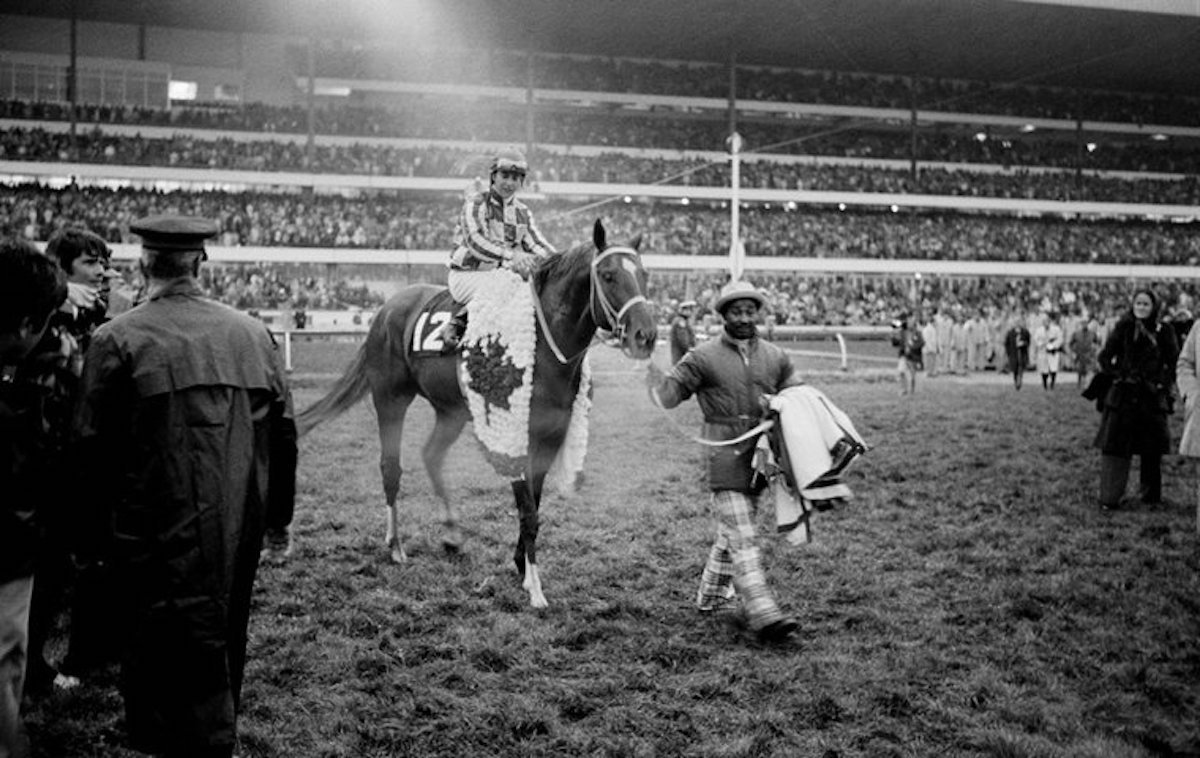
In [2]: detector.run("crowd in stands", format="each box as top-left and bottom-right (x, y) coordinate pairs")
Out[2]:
(4, 125), (1200, 205)
(3, 183), (1198, 265)
(6, 98), (1200, 176)
(99, 256), (1200, 339)
(654, 271), (1200, 328)
(104, 260), (384, 311)
(301, 45), (1200, 128)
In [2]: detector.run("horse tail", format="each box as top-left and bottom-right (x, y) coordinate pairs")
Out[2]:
(296, 340), (372, 437)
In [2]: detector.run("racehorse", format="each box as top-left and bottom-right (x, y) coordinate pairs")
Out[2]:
(295, 219), (657, 607)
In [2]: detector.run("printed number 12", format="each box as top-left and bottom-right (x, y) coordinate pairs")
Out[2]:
(414, 311), (451, 351)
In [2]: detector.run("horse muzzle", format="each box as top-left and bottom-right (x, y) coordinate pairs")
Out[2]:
(617, 301), (657, 359)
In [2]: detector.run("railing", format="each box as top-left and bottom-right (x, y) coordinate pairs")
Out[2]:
(270, 323), (887, 372)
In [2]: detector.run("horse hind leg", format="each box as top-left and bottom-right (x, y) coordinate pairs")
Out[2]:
(423, 404), (469, 553)
(376, 390), (415, 564)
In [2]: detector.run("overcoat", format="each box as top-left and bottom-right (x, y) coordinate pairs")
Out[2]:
(74, 279), (297, 756)
(1176, 321), (1200, 457)
(1093, 315), (1178, 457)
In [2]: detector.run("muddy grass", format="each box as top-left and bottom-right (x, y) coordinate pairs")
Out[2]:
(25, 342), (1200, 757)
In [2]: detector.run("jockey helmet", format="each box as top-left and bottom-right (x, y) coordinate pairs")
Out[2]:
(490, 150), (528, 178)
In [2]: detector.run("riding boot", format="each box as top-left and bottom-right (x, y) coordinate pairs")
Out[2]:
(440, 308), (469, 353)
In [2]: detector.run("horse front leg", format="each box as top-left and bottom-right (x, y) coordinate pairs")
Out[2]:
(511, 476), (547, 609)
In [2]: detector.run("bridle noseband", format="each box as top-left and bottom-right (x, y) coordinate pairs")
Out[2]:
(531, 244), (649, 364)
(589, 245), (649, 347)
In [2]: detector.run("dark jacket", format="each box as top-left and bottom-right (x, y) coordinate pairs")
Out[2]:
(0, 377), (52, 581)
(1093, 315), (1179, 456)
(1004, 326), (1031, 369)
(655, 331), (802, 492)
(74, 278), (297, 755)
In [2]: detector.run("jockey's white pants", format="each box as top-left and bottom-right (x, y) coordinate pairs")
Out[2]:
(448, 269), (499, 306)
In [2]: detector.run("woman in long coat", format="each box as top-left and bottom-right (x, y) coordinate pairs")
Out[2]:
(1094, 289), (1178, 509)
(1175, 318), (1200, 532)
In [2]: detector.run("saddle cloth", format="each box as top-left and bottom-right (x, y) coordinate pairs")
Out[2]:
(407, 289), (458, 358)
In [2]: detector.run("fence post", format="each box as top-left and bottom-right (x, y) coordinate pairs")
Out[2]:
(835, 332), (848, 371)
(283, 329), (293, 373)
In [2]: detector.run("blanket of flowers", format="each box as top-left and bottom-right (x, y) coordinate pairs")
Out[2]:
(458, 271), (591, 493)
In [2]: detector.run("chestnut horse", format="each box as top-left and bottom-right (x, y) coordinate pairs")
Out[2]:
(296, 220), (657, 607)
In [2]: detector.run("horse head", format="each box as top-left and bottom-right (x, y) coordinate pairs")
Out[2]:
(590, 219), (657, 359)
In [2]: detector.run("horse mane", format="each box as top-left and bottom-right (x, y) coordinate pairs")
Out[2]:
(532, 239), (593, 291)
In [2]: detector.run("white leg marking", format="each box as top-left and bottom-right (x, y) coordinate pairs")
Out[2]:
(386, 505), (407, 563)
(524, 557), (548, 608)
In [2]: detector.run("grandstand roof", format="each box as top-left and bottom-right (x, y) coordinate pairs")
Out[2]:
(7, 0), (1200, 97)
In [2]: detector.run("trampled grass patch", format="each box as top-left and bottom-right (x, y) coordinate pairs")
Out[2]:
(25, 340), (1200, 757)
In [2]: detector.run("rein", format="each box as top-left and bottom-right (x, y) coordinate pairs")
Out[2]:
(532, 244), (648, 365)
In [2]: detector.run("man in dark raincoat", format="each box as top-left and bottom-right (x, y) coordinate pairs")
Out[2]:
(74, 215), (297, 758)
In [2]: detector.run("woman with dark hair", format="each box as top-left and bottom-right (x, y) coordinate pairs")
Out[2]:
(1094, 289), (1179, 509)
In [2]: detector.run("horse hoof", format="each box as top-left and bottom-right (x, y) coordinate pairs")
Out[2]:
(442, 524), (464, 554)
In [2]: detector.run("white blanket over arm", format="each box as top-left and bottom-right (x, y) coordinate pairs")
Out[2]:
(759, 385), (868, 543)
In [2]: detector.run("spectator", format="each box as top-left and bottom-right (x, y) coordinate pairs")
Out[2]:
(669, 299), (698, 364)
(23, 228), (117, 698)
(1070, 317), (1100, 388)
(891, 312), (923, 395)
(0, 237), (67, 758)
(1004, 315), (1032, 390)
(919, 313), (939, 378)
(1093, 289), (1179, 510)
(72, 215), (298, 758)
(1175, 319), (1200, 533)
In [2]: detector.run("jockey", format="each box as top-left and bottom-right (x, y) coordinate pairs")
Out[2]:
(439, 149), (557, 352)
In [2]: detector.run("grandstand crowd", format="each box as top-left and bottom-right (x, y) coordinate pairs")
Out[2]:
(4, 124), (1200, 204)
(3, 184), (1197, 266)
(3, 43), (1199, 329)
(299, 45), (1200, 127)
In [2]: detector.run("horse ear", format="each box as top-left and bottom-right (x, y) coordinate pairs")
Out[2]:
(629, 234), (643, 251)
(593, 218), (607, 250)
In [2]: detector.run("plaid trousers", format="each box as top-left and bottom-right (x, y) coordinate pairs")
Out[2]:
(696, 490), (785, 631)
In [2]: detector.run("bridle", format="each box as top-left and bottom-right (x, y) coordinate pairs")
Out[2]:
(531, 244), (649, 364)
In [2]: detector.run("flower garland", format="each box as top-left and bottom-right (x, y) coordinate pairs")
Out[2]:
(546, 354), (592, 495)
(458, 271), (536, 478)
(458, 270), (594, 487)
